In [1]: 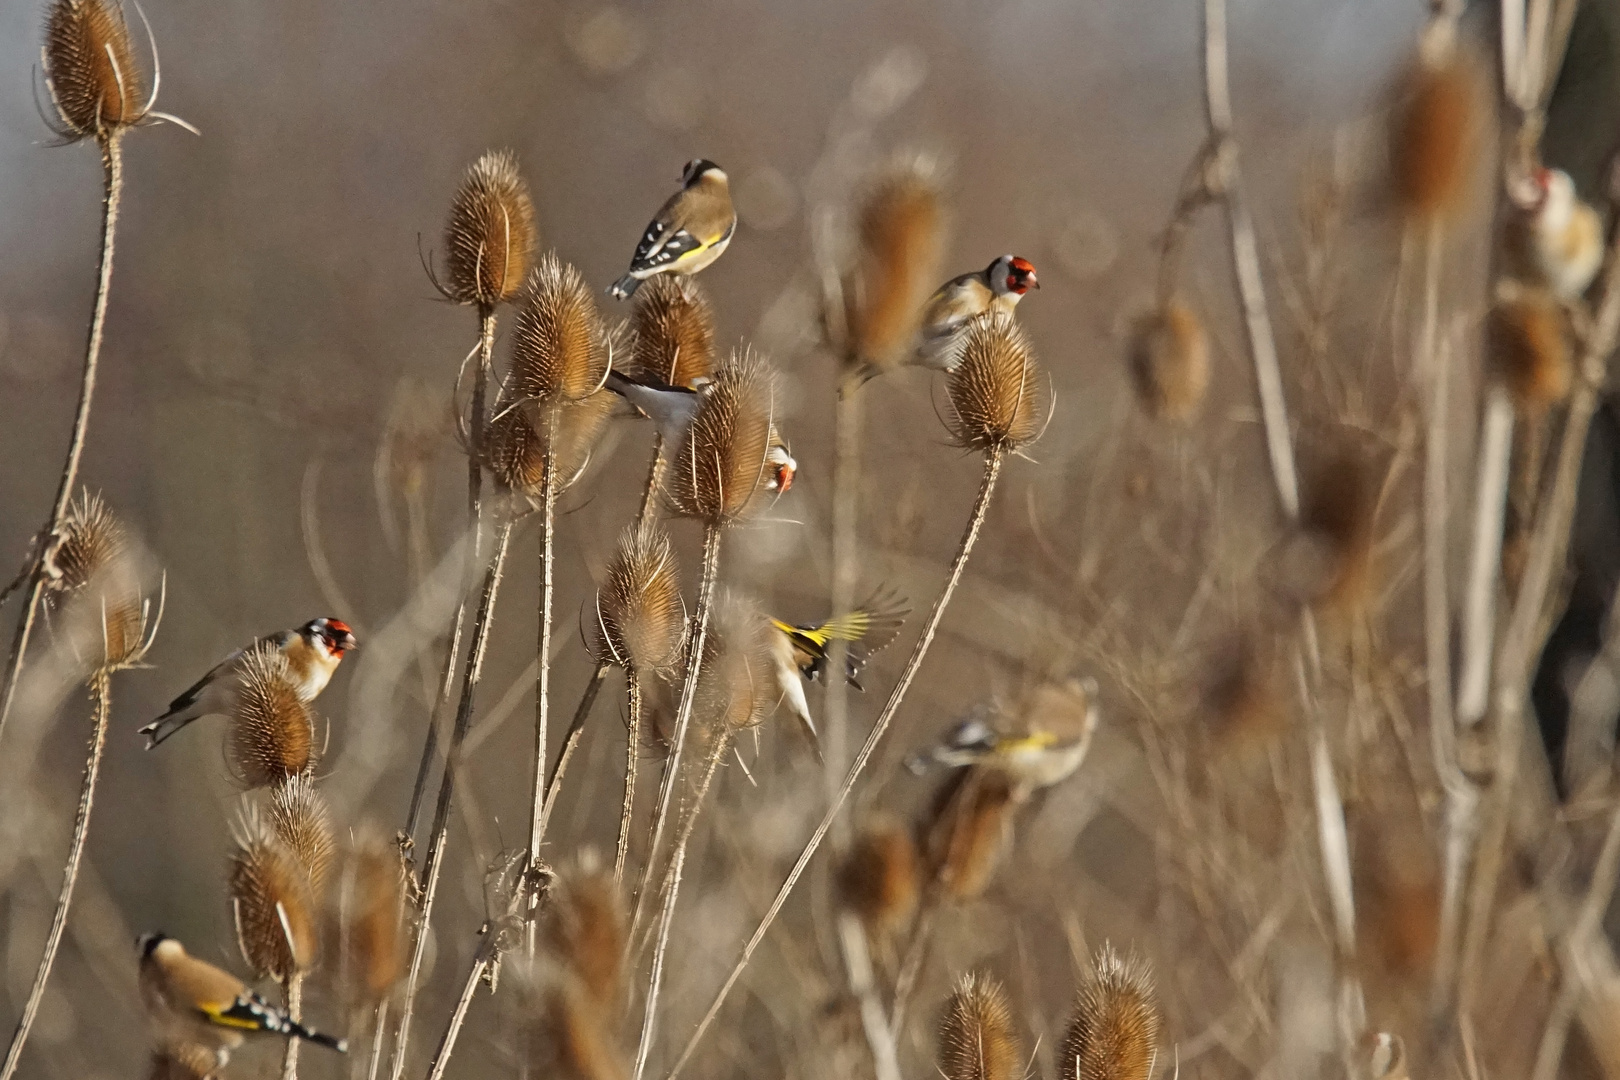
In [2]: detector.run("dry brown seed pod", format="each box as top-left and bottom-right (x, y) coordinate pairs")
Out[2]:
(924, 767), (1017, 902)
(694, 591), (775, 735)
(226, 644), (317, 789)
(486, 391), (615, 496)
(848, 158), (947, 370)
(146, 1044), (220, 1080)
(1127, 300), (1210, 422)
(1204, 636), (1289, 753)
(511, 254), (612, 403)
(44, 0), (145, 140)
(516, 967), (628, 1080)
(839, 817), (920, 935)
(336, 834), (407, 1007)
(1059, 944), (1161, 1080)
(939, 971), (1022, 1080)
(1489, 282), (1571, 412)
(267, 774), (335, 896)
(443, 150), (537, 309)
(1390, 23), (1486, 222)
(593, 519), (686, 672)
(544, 855), (626, 1006)
(631, 275), (716, 388)
(229, 810), (318, 980)
(665, 347), (778, 524)
(46, 489), (149, 666)
(947, 313), (1044, 452)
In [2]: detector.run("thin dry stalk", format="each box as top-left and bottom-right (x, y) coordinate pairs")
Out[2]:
(617, 672), (643, 883)
(538, 661), (611, 843)
(632, 843), (686, 1080)
(423, 929), (498, 1080)
(836, 913), (902, 1080)
(826, 386), (861, 811)
(528, 449), (559, 951)
(281, 973), (304, 1080)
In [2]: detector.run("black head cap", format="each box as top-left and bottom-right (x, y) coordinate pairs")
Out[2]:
(681, 159), (722, 186)
(137, 932), (171, 957)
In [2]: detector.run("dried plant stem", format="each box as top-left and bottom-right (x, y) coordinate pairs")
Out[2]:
(835, 913), (902, 1080)
(616, 671), (644, 883)
(888, 899), (938, 1035)
(424, 928), (497, 1080)
(667, 449), (1005, 1080)
(404, 606), (466, 843)
(281, 973), (304, 1080)
(365, 1001), (389, 1080)
(0, 137), (124, 742)
(389, 519), (515, 1080)
(527, 447), (559, 952)
(825, 384), (861, 811)
(539, 660), (610, 841)
(638, 438), (666, 524)
(1419, 224), (1452, 750)
(1, 669), (112, 1080)
(1456, 390), (1515, 727)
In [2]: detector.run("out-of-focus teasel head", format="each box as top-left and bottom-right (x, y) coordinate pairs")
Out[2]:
(229, 808), (319, 980)
(938, 971), (1022, 1080)
(510, 960), (629, 1080)
(694, 591), (776, 738)
(593, 519), (686, 674)
(226, 643), (318, 789)
(946, 313), (1045, 454)
(1389, 17), (1486, 223)
(665, 347), (781, 525)
(1277, 449), (1377, 620)
(43, 0), (147, 141)
(542, 852), (626, 1008)
(442, 149), (536, 310)
(44, 490), (161, 671)
(844, 155), (947, 374)
(630, 275), (716, 389)
(1127, 300), (1210, 423)
(266, 774), (334, 897)
(145, 1043), (220, 1080)
(1059, 944), (1161, 1080)
(1489, 279), (1571, 415)
(335, 831), (407, 1010)
(923, 766), (1016, 902)
(838, 816), (920, 936)
(485, 392), (615, 499)
(511, 253), (613, 404)
(1203, 635), (1289, 756)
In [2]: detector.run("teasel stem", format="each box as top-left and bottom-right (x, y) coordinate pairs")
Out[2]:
(629, 524), (722, 942)
(280, 973), (304, 1080)
(0, 135), (123, 743)
(835, 913), (902, 1080)
(390, 518), (514, 1080)
(638, 437), (666, 525)
(364, 1001), (389, 1080)
(825, 382), (861, 815)
(527, 435), (559, 954)
(423, 926), (498, 1080)
(616, 671), (643, 883)
(633, 722), (733, 962)
(888, 901), (938, 1036)
(668, 449), (1005, 1080)
(541, 660), (610, 844)
(1, 668), (111, 1080)
(631, 842), (686, 1080)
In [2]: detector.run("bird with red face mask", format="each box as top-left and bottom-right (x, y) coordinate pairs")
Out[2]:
(139, 617), (357, 748)
(1508, 167), (1605, 302)
(913, 255), (1040, 371)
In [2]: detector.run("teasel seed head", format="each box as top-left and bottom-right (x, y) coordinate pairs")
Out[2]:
(226, 644), (317, 789)
(229, 809), (319, 980)
(544, 853), (626, 1007)
(1204, 636), (1289, 753)
(510, 253), (612, 402)
(46, 490), (152, 669)
(1059, 944), (1161, 1080)
(947, 314), (1045, 453)
(146, 1044), (220, 1080)
(515, 965), (629, 1080)
(695, 591), (776, 736)
(847, 157), (947, 370)
(593, 519), (687, 672)
(336, 833), (407, 1008)
(939, 971), (1022, 1080)
(631, 275), (717, 388)
(665, 347), (780, 525)
(266, 774), (334, 897)
(838, 817), (920, 935)
(1490, 281), (1571, 413)
(44, 0), (145, 141)
(443, 150), (536, 309)
(924, 767), (1017, 902)
(1390, 21), (1486, 222)
(1127, 300), (1210, 422)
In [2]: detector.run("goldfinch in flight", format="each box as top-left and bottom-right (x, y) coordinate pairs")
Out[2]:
(915, 255), (1039, 370)
(140, 617), (357, 748)
(1508, 167), (1604, 301)
(607, 159), (736, 299)
(768, 591), (910, 756)
(907, 677), (1099, 795)
(138, 933), (347, 1067)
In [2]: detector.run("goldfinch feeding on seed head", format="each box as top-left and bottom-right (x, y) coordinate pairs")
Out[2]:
(767, 592), (910, 757)
(915, 255), (1039, 370)
(138, 933), (348, 1065)
(607, 159), (736, 299)
(765, 431), (796, 494)
(139, 618), (357, 749)
(1509, 167), (1604, 301)
(906, 677), (1099, 794)
(605, 368), (705, 447)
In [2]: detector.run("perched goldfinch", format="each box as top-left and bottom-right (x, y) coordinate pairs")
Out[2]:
(604, 368), (704, 447)
(140, 618), (357, 749)
(914, 255), (1039, 370)
(767, 592), (910, 756)
(907, 678), (1099, 795)
(607, 159), (736, 299)
(138, 934), (347, 1066)
(1509, 167), (1604, 301)
(765, 429), (796, 495)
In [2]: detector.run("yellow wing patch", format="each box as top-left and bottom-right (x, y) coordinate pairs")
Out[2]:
(201, 1002), (262, 1030)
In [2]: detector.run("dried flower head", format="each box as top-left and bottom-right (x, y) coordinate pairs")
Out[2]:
(939, 972), (1022, 1080)
(1128, 301), (1210, 422)
(947, 314), (1044, 452)
(229, 810), (318, 979)
(511, 254), (612, 403)
(485, 392), (614, 497)
(1293, 451), (1377, 618)
(443, 150), (536, 309)
(379, 377), (453, 500)
(267, 775), (334, 896)
(924, 767), (1017, 902)
(1490, 282), (1571, 412)
(848, 158), (947, 370)
(665, 348), (779, 524)
(594, 520), (686, 672)
(146, 1044), (219, 1080)
(544, 854), (626, 1007)
(515, 966), (628, 1080)
(51, 490), (127, 592)
(1204, 636), (1289, 753)
(1390, 23), (1486, 221)
(226, 644), (317, 789)
(44, 0), (145, 140)
(631, 276), (716, 388)
(839, 817), (920, 935)
(696, 592), (776, 735)
(46, 490), (151, 667)
(336, 834), (406, 1007)
(1059, 945), (1161, 1080)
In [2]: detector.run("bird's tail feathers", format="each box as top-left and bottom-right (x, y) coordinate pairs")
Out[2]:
(138, 710), (197, 749)
(290, 1022), (347, 1053)
(607, 274), (643, 300)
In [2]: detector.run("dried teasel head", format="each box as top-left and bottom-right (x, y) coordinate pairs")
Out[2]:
(630, 275), (716, 388)
(593, 519), (686, 672)
(229, 810), (318, 980)
(46, 490), (152, 668)
(847, 157), (947, 371)
(146, 1044), (220, 1080)
(1390, 20), (1486, 222)
(947, 314), (1045, 453)
(1127, 300), (1210, 422)
(1490, 281), (1571, 413)
(665, 347), (779, 525)
(443, 150), (536, 309)
(1277, 449), (1377, 619)
(695, 591), (775, 736)
(939, 971), (1022, 1080)
(923, 767), (1017, 902)
(513, 964), (628, 1080)
(839, 817), (920, 936)
(485, 391), (613, 497)
(510, 254), (612, 403)
(266, 774), (334, 896)
(1203, 635), (1289, 754)
(1059, 945), (1161, 1080)
(226, 644), (317, 789)
(336, 833), (407, 1007)
(543, 853), (626, 1007)
(44, 0), (146, 140)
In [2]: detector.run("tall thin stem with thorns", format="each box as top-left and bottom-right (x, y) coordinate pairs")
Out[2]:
(668, 449), (1005, 1080)
(527, 444), (558, 952)
(825, 385), (861, 812)
(280, 973), (304, 1080)
(617, 672), (644, 882)
(0, 137), (123, 742)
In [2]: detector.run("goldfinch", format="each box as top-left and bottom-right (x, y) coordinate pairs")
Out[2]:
(767, 592), (910, 756)
(607, 159), (736, 299)
(765, 430), (796, 495)
(138, 933), (347, 1065)
(1508, 167), (1604, 301)
(914, 255), (1039, 370)
(604, 368), (704, 448)
(140, 618), (357, 749)
(906, 678), (1099, 795)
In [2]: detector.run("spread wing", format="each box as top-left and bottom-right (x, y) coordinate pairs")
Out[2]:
(779, 590), (911, 688)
